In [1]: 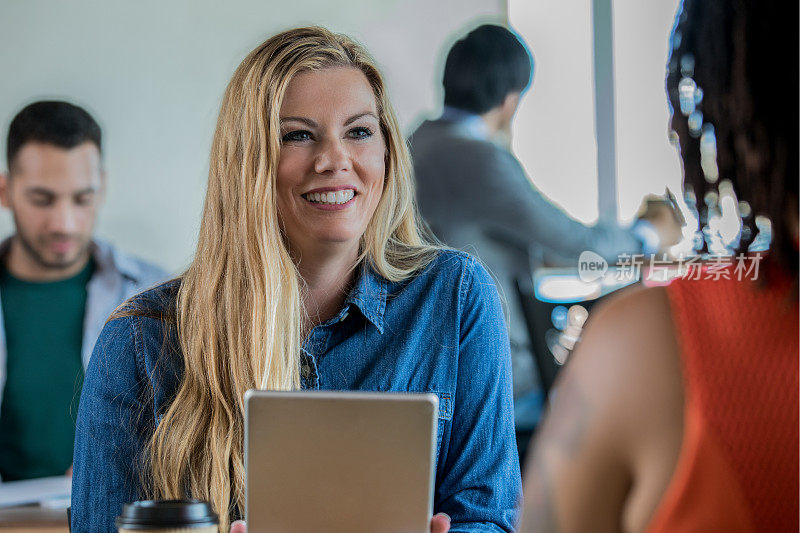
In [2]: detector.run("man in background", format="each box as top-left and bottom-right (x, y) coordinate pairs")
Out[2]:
(0, 101), (167, 481)
(410, 25), (680, 431)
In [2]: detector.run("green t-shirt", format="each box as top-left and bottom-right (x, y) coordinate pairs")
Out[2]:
(0, 259), (93, 481)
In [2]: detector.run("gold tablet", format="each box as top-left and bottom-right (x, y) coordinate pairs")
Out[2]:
(245, 390), (438, 533)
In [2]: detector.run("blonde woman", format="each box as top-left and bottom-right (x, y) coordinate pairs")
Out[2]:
(71, 27), (520, 532)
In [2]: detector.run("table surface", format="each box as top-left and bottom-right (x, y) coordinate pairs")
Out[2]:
(0, 506), (69, 532)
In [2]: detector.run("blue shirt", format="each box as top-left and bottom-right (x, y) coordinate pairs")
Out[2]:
(71, 249), (522, 532)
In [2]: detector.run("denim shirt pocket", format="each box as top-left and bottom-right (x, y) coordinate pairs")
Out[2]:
(429, 391), (454, 462)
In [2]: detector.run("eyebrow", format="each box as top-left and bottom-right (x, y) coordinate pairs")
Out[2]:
(344, 112), (379, 126)
(280, 112), (379, 128)
(280, 116), (318, 127)
(26, 186), (97, 196)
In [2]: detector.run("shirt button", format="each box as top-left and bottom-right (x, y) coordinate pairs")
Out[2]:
(301, 364), (311, 379)
(340, 311), (349, 322)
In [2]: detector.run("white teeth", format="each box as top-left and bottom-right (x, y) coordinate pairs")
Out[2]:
(305, 189), (355, 205)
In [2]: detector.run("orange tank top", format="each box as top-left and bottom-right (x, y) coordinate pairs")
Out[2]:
(647, 264), (799, 532)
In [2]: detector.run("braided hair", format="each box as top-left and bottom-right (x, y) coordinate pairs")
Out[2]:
(667, 0), (798, 279)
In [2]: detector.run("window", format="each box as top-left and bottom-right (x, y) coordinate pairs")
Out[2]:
(509, 0), (684, 226)
(509, 0), (600, 225)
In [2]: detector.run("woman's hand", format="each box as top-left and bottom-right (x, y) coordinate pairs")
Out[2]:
(229, 513), (450, 532)
(430, 512), (451, 532)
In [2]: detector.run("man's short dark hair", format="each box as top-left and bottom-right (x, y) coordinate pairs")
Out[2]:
(6, 100), (102, 169)
(443, 24), (533, 114)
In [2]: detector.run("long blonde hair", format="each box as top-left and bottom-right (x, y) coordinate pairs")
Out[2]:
(138, 27), (437, 528)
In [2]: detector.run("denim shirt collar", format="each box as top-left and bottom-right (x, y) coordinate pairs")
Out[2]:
(342, 261), (387, 334)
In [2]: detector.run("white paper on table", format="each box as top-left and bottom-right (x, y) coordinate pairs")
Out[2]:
(0, 476), (72, 508)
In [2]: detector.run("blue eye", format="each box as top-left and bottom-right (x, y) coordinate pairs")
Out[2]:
(348, 127), (373, 139)
(282, 130), (312, 142)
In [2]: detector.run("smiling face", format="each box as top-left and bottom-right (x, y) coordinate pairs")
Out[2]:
(276, 67), (386, 259)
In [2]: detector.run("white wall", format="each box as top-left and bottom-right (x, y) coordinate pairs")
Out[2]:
(0, 0), (505, 274)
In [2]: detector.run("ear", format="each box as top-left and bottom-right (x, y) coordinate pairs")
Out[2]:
(0, 172), (11, 209)
(501, 92), (521, 120)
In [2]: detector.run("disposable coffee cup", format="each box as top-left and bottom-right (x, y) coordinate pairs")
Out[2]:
(116, 499), (218, 532)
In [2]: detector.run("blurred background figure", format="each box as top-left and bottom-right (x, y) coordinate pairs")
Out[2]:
(520, 0), (798, 530)
(0, 1), (510, 274)
(409, 24), (682, 438)
(0, 101), (166, 481)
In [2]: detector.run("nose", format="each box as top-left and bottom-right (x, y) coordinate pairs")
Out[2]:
(48, 199), (78, 234)
(313, 137), (352, 175)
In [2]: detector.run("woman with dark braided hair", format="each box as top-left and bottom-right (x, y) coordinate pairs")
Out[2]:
(519, 0), (797, 531)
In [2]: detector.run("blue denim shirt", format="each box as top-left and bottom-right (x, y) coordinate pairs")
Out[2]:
(71, 249), (521, 532)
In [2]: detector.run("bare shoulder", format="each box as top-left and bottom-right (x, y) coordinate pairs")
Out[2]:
(569, 285), (682, 438)
(573, 286), (678, 375)
(520, 285), (684, 533)
(580, 284), (676, 363)
(562, 285), (685, 531)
